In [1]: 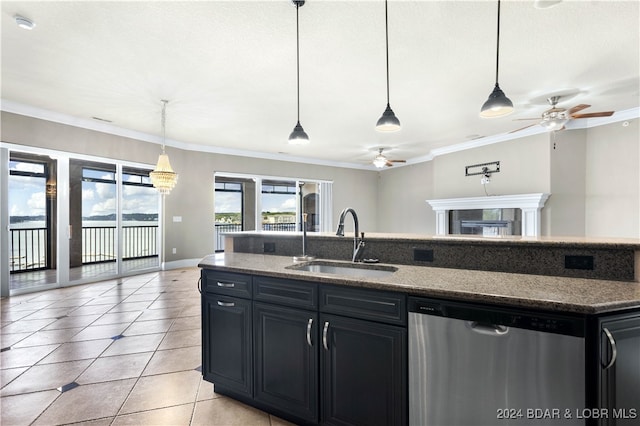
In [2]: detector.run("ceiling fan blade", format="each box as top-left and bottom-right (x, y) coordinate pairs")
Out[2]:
(509, 123), (538, 134)
(566, 104), (591, 115)
(385, 161), (394, 167)
(513, 118), (542, 121)
(389, 159), (406, 163)
(571, 111), (615, 119)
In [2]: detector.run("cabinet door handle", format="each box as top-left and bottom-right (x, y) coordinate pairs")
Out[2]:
(217, 300), (235, 307)
(217, 281), (235, 288)
(601, 327), (617, 370)
(306, 318), (313, 347)
(197, 277), (202, 294)
(322, 321), (329, 351)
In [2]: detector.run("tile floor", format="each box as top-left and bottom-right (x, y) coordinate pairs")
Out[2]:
(1, 268), (293, 426)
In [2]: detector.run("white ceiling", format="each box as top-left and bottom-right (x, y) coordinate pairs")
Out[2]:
(2, 0), (639, 169)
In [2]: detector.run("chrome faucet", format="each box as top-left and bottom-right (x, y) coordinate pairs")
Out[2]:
(336, 207), (366, 262)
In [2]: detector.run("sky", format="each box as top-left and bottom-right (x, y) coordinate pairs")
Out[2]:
(9, 169), (159, 220)
(215, 191), (296, 214)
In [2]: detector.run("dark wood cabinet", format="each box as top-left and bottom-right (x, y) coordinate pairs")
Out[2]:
(201, 270), (253, 397)
(598, 313), (640, 425)
(254, 302), (318, 423)
(320, 313), (407, 426)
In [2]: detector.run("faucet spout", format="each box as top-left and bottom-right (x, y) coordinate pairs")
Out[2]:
(336, 208), (365, 262)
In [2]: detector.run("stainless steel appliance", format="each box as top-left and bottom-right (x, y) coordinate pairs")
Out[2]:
(409, 297), (585, 425)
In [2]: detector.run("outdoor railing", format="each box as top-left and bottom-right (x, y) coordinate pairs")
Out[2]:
(9, 225), (159, 272)
(9, 227), (47, 272)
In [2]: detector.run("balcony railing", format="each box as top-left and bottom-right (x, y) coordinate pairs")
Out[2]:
(9, 225), (158, 272)
(9, 227), (47, 272)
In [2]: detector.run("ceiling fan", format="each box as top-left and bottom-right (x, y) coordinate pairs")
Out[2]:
(373, 148), (406, 168)
(510, 96), (615, 133)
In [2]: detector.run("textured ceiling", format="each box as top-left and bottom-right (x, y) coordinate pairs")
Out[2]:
(1, 0), (639, 168)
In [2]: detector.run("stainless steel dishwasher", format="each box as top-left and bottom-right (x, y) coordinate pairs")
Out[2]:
(409, 297), (586, 426)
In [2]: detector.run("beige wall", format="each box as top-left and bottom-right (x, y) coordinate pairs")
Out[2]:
(377, 120), (640, 238)
(585, 119), (640, 237)
(1, 112), (378, 263)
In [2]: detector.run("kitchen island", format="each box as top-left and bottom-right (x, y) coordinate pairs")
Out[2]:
(200, 235), (640, 426)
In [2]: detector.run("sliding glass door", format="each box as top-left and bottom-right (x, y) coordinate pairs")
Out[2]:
(5, 146), (160, 295)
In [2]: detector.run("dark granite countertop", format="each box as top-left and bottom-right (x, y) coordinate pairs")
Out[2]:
(224, 231), (640, 249)
(198, 253), (640, 315)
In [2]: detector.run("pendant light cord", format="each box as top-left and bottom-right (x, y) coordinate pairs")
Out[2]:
(384, 0), (390, 105)
(160, 100), (168, 154)
(296, 3), (301, 123)
(494, 0), (501, 85)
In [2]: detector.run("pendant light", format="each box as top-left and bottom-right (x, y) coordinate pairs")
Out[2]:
(376, 0), (401, 132)
(480, 0), (513, 118)
(288, 0), (309, 145)
(150, 100), (178, 195)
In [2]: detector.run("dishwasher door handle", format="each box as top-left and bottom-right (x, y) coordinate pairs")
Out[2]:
(601, 327), (617, 370)
(467, 321), (509, 336)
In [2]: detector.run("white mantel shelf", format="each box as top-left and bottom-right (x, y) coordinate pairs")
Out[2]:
(426, 193), (551, 237)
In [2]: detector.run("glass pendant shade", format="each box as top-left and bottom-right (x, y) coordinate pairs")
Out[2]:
(373, 154), (387, 168)
(150, 153), (178, 195)
(376, 103), (401, 132)
(541, 117), (568, 131)
(480, 83), (514, 118)
(288, 121), (310, 145)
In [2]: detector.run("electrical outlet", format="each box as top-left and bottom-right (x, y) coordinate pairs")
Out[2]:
(172, 248), (177, 254)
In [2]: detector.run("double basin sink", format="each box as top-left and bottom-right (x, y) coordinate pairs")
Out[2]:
(286, 260), (397, 278)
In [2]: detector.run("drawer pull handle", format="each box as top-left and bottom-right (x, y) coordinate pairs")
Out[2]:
(322, 321), (329, 351)
(306, 318), (313, 347)
(601, 327), (617, 370)
(217, 281), (235, 288)
(217, 301), (235, 307)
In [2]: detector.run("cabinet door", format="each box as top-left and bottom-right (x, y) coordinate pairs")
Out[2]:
(202, 293), (252, 397)
(253, 302), (318, 423)
(321, 314), (407, 426)
(600, 315), (640, 425)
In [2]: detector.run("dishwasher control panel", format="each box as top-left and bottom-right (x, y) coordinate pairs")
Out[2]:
(409, 297), (585, 337)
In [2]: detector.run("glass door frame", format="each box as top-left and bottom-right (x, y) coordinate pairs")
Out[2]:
(1, 143), (161, 296)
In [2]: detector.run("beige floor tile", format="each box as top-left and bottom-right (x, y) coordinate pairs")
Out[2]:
(143, 346), (201, 376)
(124, 318), (173, 335)
(158, 328), (201, 350)
(69, 304), (114, 317)
(1, 318), (57, 334)
(77, 352), (153, 384)
(1, 359), (92, 396)
(22, 307), (77, 320)
(70, 323), (128, 341)
(192, 396), (271, 426)
(122, 293), (159, 303)
(108, 301), (153, 313)
(1, 309), (37, 322)
(38, 339), (113, 364)
(12, 327), (83, 348)
(112, 403), (195, 425)
(0, 331), (32, 348)
(119, 370), (201, 414)
(196, 378), (218, 402)
(33, 378), (136, 425)
(169, 315), (201, 332)
(1, 367), (28, 388)
(91, 311), (142, 326)
(0, 389), (60, 425)
(0, 344), (59, 369)
(84, 295), (128, 306)
(101, 333), (164, 357)
(136, 307), (183, 322)
(42, 314), (101, 330)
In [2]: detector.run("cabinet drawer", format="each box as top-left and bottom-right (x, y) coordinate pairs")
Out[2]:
(320, 284), (406, 326)
(253, 276), (317, 310)
(202, 270), (252, 299)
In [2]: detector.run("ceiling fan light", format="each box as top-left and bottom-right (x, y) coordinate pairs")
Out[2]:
(376, 104), (401, 132)
(288, 121), (309, 145)
(541, 117), (568, 131)
(480, 83), (514, 118)
(373, 154), (387, 168)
